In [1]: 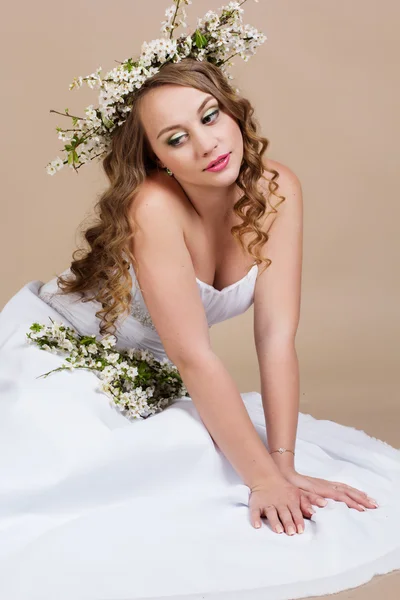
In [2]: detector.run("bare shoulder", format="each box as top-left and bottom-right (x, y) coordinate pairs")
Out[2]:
(129, 171), (188, 233)
(261, 158), (302, 194)
(262, 158), (302, 214)
(252, 158), (303, 241)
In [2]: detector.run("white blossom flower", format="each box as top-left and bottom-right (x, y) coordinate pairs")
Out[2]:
(60, 339), (75, 352)
(165, 6), (176, 19)
(101, 365), (117, 380)
(226, 2), (242, 11)
(106, 352), (120, 365)
(46, 157), (64, 175)
(101, 335), (117, 349)
(127, 366), (139, 378)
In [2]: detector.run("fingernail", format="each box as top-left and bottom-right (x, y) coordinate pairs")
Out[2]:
(255, 521), (261, 528)
(288, 526), (295, 535)
(358, 504), (366, 511)
(317, 499), (327, 506)
(276, 524), (284, 533)
(297, 525), (304, 534)
(368, 497), (379, 506)
(309, 507), (315, 514)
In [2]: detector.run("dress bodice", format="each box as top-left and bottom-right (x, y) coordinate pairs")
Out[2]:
(38, 262), (258, 365)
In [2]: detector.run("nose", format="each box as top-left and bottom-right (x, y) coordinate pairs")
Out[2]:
(192, 127), (218, 157)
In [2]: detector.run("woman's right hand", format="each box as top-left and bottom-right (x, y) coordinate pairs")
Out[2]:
(249, 474), (315, 535)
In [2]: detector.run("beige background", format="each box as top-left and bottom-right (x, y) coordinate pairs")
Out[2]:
(1, 1), (399, 596)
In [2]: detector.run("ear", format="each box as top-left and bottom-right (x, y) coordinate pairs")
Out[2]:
(146, 142), (165, 169)
(154, 156), (165, 169)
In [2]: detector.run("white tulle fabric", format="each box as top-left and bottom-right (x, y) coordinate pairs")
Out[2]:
(0, 265), (399, 600)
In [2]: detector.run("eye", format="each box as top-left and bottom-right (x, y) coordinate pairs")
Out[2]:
(167, 108), (220, 147)
(202, 108), (219, 124)
(168, 134), (186, 147)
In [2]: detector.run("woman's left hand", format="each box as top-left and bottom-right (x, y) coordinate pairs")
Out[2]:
(279, 469), (379, 512)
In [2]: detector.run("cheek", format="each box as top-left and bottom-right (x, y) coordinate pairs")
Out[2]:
(169, 146), (193, 170)
(225, 117), (242, 144)
(231, 126), (243, 160)
(233, 123), (243, 144)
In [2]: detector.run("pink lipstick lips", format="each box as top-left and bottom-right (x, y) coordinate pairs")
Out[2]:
(205, 152), (231, 172)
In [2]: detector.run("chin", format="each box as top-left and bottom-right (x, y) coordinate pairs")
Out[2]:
(210, 153), (241, 184)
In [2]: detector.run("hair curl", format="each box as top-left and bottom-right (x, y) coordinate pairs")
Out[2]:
(56, 57), (286, 336)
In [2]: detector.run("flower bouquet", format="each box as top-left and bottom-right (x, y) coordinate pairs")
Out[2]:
(26, 318), (189, 420)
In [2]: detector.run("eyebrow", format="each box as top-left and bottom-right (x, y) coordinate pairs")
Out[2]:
(156, 95), (215, 139)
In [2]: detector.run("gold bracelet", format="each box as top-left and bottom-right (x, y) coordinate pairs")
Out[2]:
(269, 447), (295, 455)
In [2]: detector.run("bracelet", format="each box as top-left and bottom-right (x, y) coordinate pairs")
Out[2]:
(269, 447), (295, 455)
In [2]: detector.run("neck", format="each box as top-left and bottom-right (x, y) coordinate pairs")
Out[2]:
(173, 177), (242, 225)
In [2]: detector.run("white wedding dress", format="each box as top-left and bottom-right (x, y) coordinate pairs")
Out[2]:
(0, 262), (399, 600)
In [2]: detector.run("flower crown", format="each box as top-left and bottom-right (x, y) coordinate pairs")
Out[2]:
(46, 0), (266, 176)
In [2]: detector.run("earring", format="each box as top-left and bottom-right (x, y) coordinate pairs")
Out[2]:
(165, 167), (173, 177)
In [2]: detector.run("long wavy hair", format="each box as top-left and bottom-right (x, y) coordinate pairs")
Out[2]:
(56, 57), (286, 336)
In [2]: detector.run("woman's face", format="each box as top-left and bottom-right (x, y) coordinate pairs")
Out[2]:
(138, 84), (243, 188)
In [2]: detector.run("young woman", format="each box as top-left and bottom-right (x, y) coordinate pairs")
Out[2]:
(0, 57), (398, 600)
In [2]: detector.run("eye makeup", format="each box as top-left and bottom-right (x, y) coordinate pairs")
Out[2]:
(167, 106), (220, 147)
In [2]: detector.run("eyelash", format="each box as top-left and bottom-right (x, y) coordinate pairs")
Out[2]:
(167, 108), (220, 147)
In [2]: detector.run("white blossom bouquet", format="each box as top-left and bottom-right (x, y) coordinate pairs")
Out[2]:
(46, 0), (266, 175)
(27, 319), (189, 420)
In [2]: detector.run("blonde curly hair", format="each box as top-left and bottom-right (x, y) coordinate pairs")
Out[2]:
(56, 57), (286, 336)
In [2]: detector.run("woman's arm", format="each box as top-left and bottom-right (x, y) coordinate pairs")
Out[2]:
(176, 351), (283, 488)
(129, 181), (282, 489)
(252, 166), (378, 513)
(253, 162), (304, 474)
(256, 340), (300, 473)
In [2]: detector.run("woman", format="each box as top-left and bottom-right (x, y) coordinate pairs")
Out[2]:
(0, 58), (399, 600)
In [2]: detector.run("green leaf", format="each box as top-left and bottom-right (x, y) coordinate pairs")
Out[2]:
(194, 29), (207, 49)
(101, 114), (114, 129)
(80, 336), (96, 345)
